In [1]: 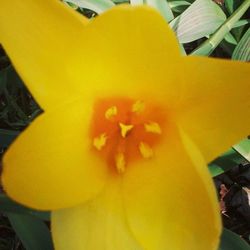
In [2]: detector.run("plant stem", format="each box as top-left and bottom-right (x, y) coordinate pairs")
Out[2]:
(191, 0), (250, 56)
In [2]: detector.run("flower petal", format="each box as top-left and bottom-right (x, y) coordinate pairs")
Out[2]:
(0, 0), (88, 110)
(52, 179), (143, 250)
(178, 56), (250, 163)
(122, 125), (221, 250)
(67, 5), (182, 104)
(2, 98), (108, 210)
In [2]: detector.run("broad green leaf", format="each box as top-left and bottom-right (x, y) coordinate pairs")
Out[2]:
(233, 138), (250, 160)
(191, 0), (250, 55)
(219, 39), (235, 56)
(233, 19), (250, 28)
(7, 213), (53, 250)
(225, 0), (234, 13)
(0, 67), (7, 94)
(190, 40), (215, 55)
(0, 129), (19, 148)
(112, 0), (129, 2)
(170, 0), (226, 43)
(64, 0), (115, 13)
(224, 32), (237, 45)
(225, 0), (242, 14)
(232, 28), (250, 61)
(0, 194), (50, 221)
(65, 1), (79, 9)
(169, 0), (191, 13)
(219, 228), (250, 250)
(208, 149), (245, 177)
(130, 0), (144, 4)
(145, 0), (174, 21)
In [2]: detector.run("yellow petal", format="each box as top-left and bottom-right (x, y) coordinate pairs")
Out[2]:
(52, 179), (143, 250)
(2, 98), (108, 210)
(122, 124), (221, 250)
(68, 5), (182, 103)
(177, 56), (250, 163)
(0, 0), (88, 110)
(132, 100), (145, 113)
(115, 153), (126, 174)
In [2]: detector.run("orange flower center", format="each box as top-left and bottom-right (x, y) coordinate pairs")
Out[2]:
(90, 97), (166, 174)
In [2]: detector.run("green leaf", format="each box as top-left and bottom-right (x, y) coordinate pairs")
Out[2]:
(0, 194), (50, 221)
(225, 0), (234, 13)
(0, 129), (19, 148)
(5, 65), (25, 89)
(7, 213), (53, 250)
(169, 0), (191, 13)
(130, 0), (144, 4)
(64, 0), (115, 13)
(112, 0), (129, 2)
(219, 228), (250, 250)
(0, 65), (24, 96)
(191, 0), (250, 55)
(208, 148), (245, 177)
(224, 32), (237, 45)
(170, 0), (226, 43)
(233, 19), (250, 29)
(232, 28), (250, 61)
(233, 138), (250, 161)
(0, 67), (7, 95)
(219, 39), (235, 56)
(65, 1), (79, 9)
(225, 0), (242, 14)
(145, 0), (174, 21)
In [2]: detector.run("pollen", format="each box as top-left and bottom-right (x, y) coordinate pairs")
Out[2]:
(144, 122), (162, 134)
(105, 106), (117, 120)
(139, 142), (154, 159)
(90, 97), (166, 174)
(93, 133), (107, 151)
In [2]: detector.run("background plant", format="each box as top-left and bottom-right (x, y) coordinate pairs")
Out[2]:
(0, 0), (249, 249)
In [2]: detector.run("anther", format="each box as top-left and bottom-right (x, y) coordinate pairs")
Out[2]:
(93, 133), (107, 151)
(144, 122), (162, 134)
(139, 142), (153, 159)
(91, 97), (164, 173)
(105, 106), (117, 120)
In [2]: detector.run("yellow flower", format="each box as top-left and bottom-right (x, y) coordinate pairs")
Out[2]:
(0, 0), (249, 249)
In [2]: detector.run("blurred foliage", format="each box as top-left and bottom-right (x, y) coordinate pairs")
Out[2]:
(0, 0), (249, 249)
(0, 51), (42, 131)
(0, 215), (25, 250)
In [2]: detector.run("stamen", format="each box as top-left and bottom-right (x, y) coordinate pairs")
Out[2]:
(139, 142), (153, 159)
(93, 133), (107, 151)
(132, 100), (145, 113)
(115, 153), (126, 173)
(91, 97), (165, 173)
(144, 122), (162, 134)
(105, 106), (117, 120)
(119, 123), (134, 138)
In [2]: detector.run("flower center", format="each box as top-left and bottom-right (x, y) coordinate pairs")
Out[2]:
(90, 97), (166, 174)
